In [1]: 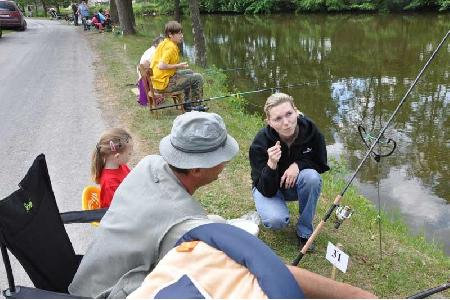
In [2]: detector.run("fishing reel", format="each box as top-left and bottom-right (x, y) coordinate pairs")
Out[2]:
(334, 205), (353, 229)
(358, 125), (397, 162)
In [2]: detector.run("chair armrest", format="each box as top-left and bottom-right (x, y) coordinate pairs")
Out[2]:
(60, 208), (107, 224)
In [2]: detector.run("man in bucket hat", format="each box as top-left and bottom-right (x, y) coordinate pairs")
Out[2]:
(69, 112), (238, 298)
(69, 112), (375, 299)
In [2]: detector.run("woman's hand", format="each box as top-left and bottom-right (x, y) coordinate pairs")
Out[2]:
(280, 162), (299, 189)
(267, 141), (281, 170)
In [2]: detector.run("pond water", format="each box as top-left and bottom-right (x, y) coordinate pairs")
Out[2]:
(141, 13), (449, 254)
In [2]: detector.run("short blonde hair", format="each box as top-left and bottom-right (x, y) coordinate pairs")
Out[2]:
(264, 93), (296, 119)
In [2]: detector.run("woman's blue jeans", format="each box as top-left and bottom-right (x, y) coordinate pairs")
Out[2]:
(252, 169), (322, 239)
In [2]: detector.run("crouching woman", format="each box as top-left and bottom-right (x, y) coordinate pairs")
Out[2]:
(249, 93), (330, 250)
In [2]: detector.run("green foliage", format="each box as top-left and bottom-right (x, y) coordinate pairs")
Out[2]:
(144, 0), (191, 15)
(294, 0), (326, 11)
(196, 0), (449, 12)
(403, 0), (447, 9)
(88, 4), (109, 14)
(245, 0), (275, 13)
(17, 0), (450, 15)
(404, 0), (425, 9)
(200, 0), (276, 13)
(437, 0), (450, 9)
(325, 0), (347, 11)
(349, 2), (376, 10)
(133, 2), (160, 16)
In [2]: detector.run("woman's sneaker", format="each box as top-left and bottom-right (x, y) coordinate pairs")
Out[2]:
(297, 236), (316, 253)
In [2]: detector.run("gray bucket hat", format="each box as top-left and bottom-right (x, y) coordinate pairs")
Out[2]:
(159, 112), (239, 169)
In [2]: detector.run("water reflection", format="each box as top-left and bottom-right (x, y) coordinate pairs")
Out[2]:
(140, 13), (449, 253)
(355, 167), (450, 254)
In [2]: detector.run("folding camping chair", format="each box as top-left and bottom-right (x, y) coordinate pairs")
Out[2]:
(81, 185), (101, 226)
(0, 154), (107, 298)
(138, 64), (185, 112)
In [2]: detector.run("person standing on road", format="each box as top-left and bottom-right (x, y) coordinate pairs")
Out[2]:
(71, 3), (78, 26)
(77, 0), (89, 31)
(27, 5), (32, 17)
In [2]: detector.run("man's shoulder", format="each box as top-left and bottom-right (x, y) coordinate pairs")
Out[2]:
(131, 155), (173, 180)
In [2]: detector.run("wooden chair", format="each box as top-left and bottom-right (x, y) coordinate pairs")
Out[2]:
(138, 64), (184, 112)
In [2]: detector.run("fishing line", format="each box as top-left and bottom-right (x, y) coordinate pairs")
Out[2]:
(292, 30), (450, 266)
(376, 99), (383, 261)
(204, 67), (248, 73)
(149, 79), (328, 111)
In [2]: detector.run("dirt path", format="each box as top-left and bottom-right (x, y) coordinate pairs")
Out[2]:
(0, 19), (106, 290)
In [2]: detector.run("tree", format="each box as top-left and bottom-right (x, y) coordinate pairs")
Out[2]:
(174, 0), (183, 54)
(174, 0), (181, 22)
(41, 0), (48, 16)
(188, 0), (207, 67)
(115, 0), (135, 34)
(110, 0), (119, 24)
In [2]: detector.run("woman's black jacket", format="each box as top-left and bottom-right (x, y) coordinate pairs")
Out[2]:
(249, 115), (330, 197)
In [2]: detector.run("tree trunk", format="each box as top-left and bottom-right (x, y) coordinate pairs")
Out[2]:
(174, 0), (183, 55)
(41, 0), (47, 17)
(110, 0), (119, 24)
(187, 0), (207, 67)
(174, 0), (181, 22)
(114, 0), (135, 35)
(34, 0), (38, 17)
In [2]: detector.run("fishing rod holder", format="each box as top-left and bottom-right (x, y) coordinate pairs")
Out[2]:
(334, 205), (353, 229)
(358, 125), (397, 162)
(291, 30), (450, 267)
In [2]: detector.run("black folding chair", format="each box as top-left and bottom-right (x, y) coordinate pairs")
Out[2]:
(0, 154), (107, 298)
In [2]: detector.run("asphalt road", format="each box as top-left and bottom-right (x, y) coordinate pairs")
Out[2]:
(0, 18), (105, 292)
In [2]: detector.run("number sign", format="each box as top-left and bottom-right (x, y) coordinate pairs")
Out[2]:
(325, 242), (349, 273)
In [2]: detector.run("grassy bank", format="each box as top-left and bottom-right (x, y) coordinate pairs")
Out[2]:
(86, 30), (450, 298)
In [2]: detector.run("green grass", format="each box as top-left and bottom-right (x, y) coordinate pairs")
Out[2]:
(87, 31), (450, 298)
(1, 29), (11, 35)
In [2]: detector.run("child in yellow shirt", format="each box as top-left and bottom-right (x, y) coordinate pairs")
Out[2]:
(150, 21), (207, 112)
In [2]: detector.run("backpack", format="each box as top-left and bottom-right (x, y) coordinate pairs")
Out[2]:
(128, 223), (304, 299)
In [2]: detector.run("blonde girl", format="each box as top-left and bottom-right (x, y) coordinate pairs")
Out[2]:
(91, 128), (133, 208)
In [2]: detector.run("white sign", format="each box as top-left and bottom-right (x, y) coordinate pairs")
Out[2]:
(325, 242), (349, 273)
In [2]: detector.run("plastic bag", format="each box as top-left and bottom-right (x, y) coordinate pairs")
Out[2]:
(239, 211), (261, 226)
(226, 211), (261, 237)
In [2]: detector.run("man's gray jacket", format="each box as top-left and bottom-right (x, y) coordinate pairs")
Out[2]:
(68, 155), (207, 298)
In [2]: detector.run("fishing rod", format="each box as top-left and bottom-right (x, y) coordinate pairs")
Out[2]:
(407, 281), (450, 299)
(149, 80), (326, 111)
(204, 67), (248, 73)
(291, 29), (450, 266)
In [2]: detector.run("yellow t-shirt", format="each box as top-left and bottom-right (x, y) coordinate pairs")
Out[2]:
(150, 38), (180, 90)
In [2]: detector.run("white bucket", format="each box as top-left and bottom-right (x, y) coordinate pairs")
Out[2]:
(226, 219), (259, 237)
